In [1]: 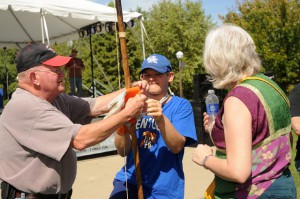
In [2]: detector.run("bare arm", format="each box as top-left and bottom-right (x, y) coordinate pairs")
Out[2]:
(71, 94), (146, 150)
(193, 96), (252, 183)
(89, 88), (125, 117)
(112, 80), (151, 156)
(89, 80), (149, 117)
(114, 98), (186, 156)
(291, 117), (300, 135)
(114, 132), (132, 157)
(146, 99), (186, 154)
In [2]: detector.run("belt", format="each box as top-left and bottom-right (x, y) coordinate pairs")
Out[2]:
(1, 181), (72, 199)
(15, 191), (71, 199)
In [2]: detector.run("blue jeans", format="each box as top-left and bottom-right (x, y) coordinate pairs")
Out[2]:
(109, 179), (138, 199)
(259, 168), (297, 198)
(69, 77), (82, 94)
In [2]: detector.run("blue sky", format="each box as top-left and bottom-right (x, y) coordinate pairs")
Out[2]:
(90, 0), (238, 24)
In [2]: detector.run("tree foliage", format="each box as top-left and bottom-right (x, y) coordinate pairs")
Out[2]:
(222, 0), (300, 92)
(53, 27), (143, 95)
(0, 48), (18, 104)
(142, 0), (213, 98)
(69, 0), (213, 99)
(0, 0), (215, 103)
(2, 0), (300, 101)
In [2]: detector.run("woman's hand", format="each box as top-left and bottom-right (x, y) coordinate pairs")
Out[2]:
(192, 144), (214, 166)
(203, 112), (212, 133)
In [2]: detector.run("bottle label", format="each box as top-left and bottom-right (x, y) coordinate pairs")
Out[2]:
(206, 103), (219, 115)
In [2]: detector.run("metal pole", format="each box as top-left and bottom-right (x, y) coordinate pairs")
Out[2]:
(179, 60), (182, 97)
(89, 32), (95, 97)
(176, 51), (183, 98)
(73, 58), (76, 94)
(3, 47), (9, 100)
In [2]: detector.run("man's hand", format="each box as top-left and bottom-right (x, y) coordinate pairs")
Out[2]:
(144, 99), (163, 122)
(132, 80), (149, 95)
(104, 87), (145, 119)
(122, 94), (147, 121)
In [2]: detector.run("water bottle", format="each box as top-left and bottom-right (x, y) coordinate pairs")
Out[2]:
(205, 89), (219, 127)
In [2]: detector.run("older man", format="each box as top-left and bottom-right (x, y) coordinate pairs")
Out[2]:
(0, 43), (147, 199)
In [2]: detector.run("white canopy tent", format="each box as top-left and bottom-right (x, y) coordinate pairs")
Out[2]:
(0, 0), (146, 157)
(0, 0), (143, 48)
(0, 0), (146, 95)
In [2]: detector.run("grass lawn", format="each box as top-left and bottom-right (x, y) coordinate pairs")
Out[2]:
(290, 132), (300, 198)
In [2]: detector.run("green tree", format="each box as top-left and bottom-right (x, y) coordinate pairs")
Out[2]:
(88, 24), (145, 93)
(54, 26), (142, 96)
(61, 0), (213, 99)
(222, 0), (300, 92)
(0, 48), (18, 104)
(79, 1), (145, 94)
(142, 0), (213, 98)
(1, 0), (213, 100)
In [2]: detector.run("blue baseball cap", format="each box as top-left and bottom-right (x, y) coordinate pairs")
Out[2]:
(140, 54), (172, 74)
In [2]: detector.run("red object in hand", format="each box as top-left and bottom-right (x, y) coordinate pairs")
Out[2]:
(117, 86), (141, 136)
(125, 86), (141, 102)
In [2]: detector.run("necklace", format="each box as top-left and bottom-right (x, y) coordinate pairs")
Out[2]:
(159, 93), (170, 104)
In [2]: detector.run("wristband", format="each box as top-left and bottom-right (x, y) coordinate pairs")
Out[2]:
(202, 155), (214, 169)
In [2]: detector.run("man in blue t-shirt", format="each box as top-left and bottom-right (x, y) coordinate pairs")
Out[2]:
(109, 54), (198, 199)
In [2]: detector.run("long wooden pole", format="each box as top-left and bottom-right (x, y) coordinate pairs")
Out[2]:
(115, 1), (144, 198)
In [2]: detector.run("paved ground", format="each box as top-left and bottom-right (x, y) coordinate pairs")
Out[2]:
(72, 146), (214, 199)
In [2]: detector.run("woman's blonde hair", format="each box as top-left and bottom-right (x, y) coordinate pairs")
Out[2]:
(203, 24), (261, 89)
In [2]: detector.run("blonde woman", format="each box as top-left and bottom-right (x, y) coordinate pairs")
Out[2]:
(192, 24), (296, 199)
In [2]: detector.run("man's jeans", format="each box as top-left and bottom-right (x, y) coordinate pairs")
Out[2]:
(69, 77), (82, 94)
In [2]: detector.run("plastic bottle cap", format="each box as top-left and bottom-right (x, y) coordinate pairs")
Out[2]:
(208, 89), (215, 94)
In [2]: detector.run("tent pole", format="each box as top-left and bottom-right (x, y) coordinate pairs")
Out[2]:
(40, 13), (45, 44)
(140, 20), (145, 59)
(89, 33), (95, 97)
(41, 10), (50, 46)
(115, 1), (144, 198)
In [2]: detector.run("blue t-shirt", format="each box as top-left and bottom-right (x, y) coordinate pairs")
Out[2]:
(114, 96), (197, 199)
